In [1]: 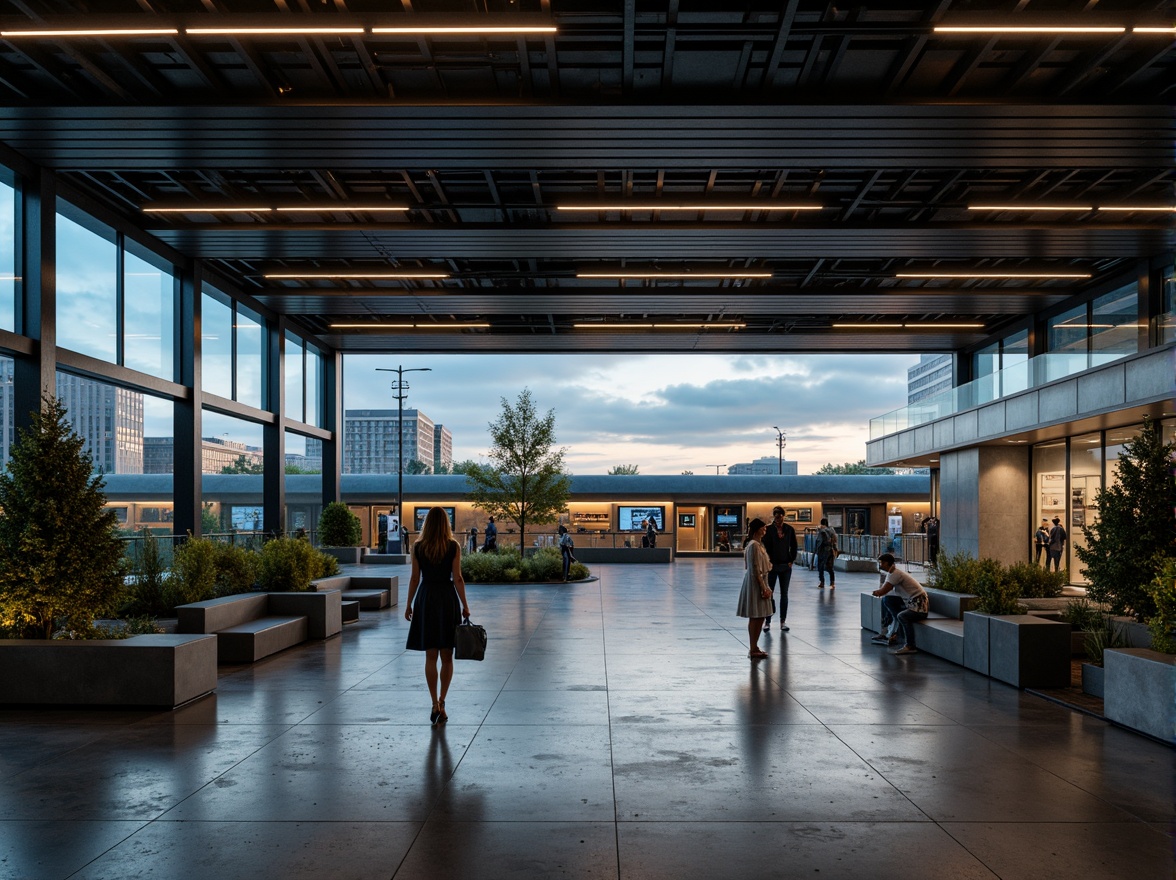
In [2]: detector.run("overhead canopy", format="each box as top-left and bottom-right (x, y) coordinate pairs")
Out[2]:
(0, 2), (1171, 353)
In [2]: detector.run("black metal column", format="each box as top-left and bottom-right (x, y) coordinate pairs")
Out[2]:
(174, 262), (202, 537)
(321, 348), (343, 507)
(263, 317), (286, 536)
(13, 168), (56, 427)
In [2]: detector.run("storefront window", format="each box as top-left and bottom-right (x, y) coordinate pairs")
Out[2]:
(1089, 283), (1138, 366)
(56, 209), (117, 362)
(1032, 440), (1067, 570)
(1069, 433), (1102, 585)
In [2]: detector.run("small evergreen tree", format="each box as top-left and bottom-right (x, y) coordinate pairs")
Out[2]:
(0, 396), (128, 638)
(318, 501), (362, 547)
(1076, 418), (1176, 618)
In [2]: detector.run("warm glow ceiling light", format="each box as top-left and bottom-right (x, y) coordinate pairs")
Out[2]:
(329, 323), (489, 329)
(969, 205), (1095, 211)
(556, 204), (822, 212)
(185, 27), (364, 35)
(371, 27), (556, 34)
(144, 205), (407, 213)
(834, 323), (984, 329)
(934, 26), (1126, 34)
(265, 273), (448, 279)
(1132, 27), (1176, 33)
(144, 206), (272, 213)
(1098, 206), (1176, 212)
(576, 272), (774, 279)
(895, 272), (1091, 279)
(0, 28), (179, 37)
(275, 206), (408, 212)
(572, 323), (746, 329)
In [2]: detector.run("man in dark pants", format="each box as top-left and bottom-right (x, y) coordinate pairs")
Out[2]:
(761, 506), (799, 632)
(1047, 517), (1067, 572)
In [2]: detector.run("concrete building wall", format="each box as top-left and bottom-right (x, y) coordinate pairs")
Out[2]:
(939, 446), (1029, 565)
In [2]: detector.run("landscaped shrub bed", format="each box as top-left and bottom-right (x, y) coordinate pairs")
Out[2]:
(461, 547), (588, 583)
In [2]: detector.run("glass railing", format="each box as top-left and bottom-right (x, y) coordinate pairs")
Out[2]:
(870, 350), (1135, 440)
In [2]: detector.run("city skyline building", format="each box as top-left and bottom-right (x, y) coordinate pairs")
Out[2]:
(344, 408), (437, 474)
(907, 354), (954, 405)
(433, 423), (453, 473)
(727, 456), (799, 476)
(144, 435), (264, 475)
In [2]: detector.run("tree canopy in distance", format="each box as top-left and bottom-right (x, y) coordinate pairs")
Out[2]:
(607, 464), (640, 475)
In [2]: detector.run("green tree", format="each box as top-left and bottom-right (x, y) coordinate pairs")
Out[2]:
(221, 455), (264, 475)
(681, 470), (694, 475)
(464, 388), (572, 552)
(0, 396), (128, 638)
(436, 459), (481, 475)
(815, 459), (896, 475)
(405, 458), (432, 475)
(607, 464), (640, 475)
(1076, 418), (1176, 618)
(201, 502), (221, 534)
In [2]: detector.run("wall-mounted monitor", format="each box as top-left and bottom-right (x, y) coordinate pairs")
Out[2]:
(679, 513), (696, 528)
(716, 512), (740, 527)
(618, 506), (665, 531)
(414, 506), (455, 530)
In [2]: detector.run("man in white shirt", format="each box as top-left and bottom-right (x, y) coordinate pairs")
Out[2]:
(870, 553), (929, 655)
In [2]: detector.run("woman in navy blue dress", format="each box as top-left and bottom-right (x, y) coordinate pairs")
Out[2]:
(405, 507), (471, 725)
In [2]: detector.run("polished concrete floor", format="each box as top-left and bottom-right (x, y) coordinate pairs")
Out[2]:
(1, 560), (1172, 880)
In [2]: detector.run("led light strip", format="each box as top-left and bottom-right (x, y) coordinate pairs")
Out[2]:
(934, 26), (1126, 34)
(330, 323), (490, 329)
(1, 25), (557, 38)
(143, 205), (407, 213)
(572, 323), (747, 329)
(969, 205), (1175, 212)
(895, 272), (1091, 279)
(834, 323), (985, 329)
(556, 204), (822, 212)
(265, 273), (448, 279)
(576, 272), (774, 279)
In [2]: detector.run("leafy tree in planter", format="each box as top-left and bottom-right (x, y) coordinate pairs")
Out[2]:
(318, 502), (362, 547)
(1076, 418), (1176, 618)
(0, 396), (128, 638)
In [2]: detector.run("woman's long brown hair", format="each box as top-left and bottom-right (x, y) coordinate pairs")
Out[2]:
(417, 506), (456, 563)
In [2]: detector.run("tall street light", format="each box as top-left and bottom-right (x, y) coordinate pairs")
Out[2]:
(773, 426), (787, 474)
(376, 365), (431, 551)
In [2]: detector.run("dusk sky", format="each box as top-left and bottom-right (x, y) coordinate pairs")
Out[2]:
(341, 353), (922, 475)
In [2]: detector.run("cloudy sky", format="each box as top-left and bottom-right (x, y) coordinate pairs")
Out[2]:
(341, 353), (921, 475)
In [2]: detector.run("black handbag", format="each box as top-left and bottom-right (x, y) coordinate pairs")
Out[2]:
(454, 616), (487, 661)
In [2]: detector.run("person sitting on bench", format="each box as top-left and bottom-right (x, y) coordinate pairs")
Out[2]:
(870, 553), (929, 656)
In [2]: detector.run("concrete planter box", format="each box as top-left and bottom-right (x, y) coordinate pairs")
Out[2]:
(574, 547), (671, 564)
(963, 612), (1070, 687)
(1081, 663), (1104, 699)
(0, 634), (218, 708)
(1103, 649), (1176, 744)
(1070, 630), (1090, 657)
(320, 546), (363, 565)
(835, 557), (876, 572)
(860, 592), (882, 633)
(924, 587), (978, 619)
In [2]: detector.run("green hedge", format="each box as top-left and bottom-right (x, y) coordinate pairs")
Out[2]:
(257, 536), (338, 592)
(461, 547), (589, 583)
(930, 551), (1064, 607)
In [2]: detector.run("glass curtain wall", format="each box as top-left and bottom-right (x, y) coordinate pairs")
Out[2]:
(285, 430), (322, 539)
(201, 409), (264, 539)
(1161, 265), (1176, 345)
(123, 245), (175, 378)
(1089, 284), (1139, 366)
(285, 333), (304, 423)
(201, 286), (265, 409)
(55, 210), (117, 362)
(0, 175), (15, 333)
(1044, 305), (1087, 382)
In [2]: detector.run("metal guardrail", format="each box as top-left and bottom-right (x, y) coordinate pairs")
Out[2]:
(798, 530), (929, 568)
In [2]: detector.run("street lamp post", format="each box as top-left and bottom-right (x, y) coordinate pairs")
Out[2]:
(376, 365), (431, 552)
(773, 426), (787, 474)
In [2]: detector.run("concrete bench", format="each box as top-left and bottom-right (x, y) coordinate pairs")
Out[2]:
(311, 575), (397, 610)
(0, 634), (217, 708)
(342, 600), (360, 623)
(177, 591), (342, 664)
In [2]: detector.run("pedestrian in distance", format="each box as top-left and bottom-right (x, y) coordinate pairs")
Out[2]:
(1047, 517), (1067, 572)
(468, 525), (478, 554)
(405, 506), (472, 726)
(871, 553), (929, 655)
(761, 505), (798, 632)
(645, 517), (657, 549)
(482, 516), (498, 553)
(558, 524), (577, 581)
(815, 517), (838, 590)
(736, 517), (773, 659)
(1034, 518), (1050, 566)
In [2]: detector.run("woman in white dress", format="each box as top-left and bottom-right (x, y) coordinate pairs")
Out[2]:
(736, 517), (772, 658)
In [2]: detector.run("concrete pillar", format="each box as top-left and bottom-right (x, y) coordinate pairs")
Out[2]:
(939, 446), (1030, 566)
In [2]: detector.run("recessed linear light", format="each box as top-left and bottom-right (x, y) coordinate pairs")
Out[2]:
(572, 323), (747, 330)
(895, 272), (1091, 279)
(833, 323), (985, 329)
(329, 323), (490, 330)
(264, 273), (448, 280)
(371, 27), (557, 34)
(1133, 27), (1176, 33)
(0, 28), (179, 37)
(934, 26), (1126, 34)
(1099, 206), (1176, 212)
(185, 27), (365, 35)
(556, 204), (822, 212)
(143, 205), (407, 213)
(969, 204), (1175, 213)
(576, 272), (774, 279)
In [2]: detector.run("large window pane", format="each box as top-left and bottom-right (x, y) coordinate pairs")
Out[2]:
(235, 304), (263, 409)
(1090, 283), (1138, 365)
(285, 333), (304, 423)
(0, 178), (15, 333)
(1105, 424), (1141, 487)
(1001, 328), (1030, 396)
(1044, 304), (1087, 382)
(201, 410), (264, 533)
(56, 211), (117, 361)
(1069, 432), (1102, 585)
(1032, 440), (1067, 571)
(285, 430), (322, 538)
(55, 372), (143, 475)
(1161, 266), (1175, 345)
(306, 345), (322, 427)
(201, 289), (233, 399)
(123, 248), (175, 377)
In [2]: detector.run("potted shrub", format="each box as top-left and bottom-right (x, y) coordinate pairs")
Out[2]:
(257, 535), (339, 592)
(317, 502), (364, 564)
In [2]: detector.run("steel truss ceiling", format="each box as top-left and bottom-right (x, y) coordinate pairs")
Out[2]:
(0, 1), (1171, 353)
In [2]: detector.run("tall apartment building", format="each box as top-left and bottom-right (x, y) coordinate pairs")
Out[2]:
(907, 354), (954, 404)
(727, 456), (799, 476)
(433, 423), (453, 473)
(344, 408), (436, 474)
(143, 435), (264, 474)
(0, 361), (144, 474)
